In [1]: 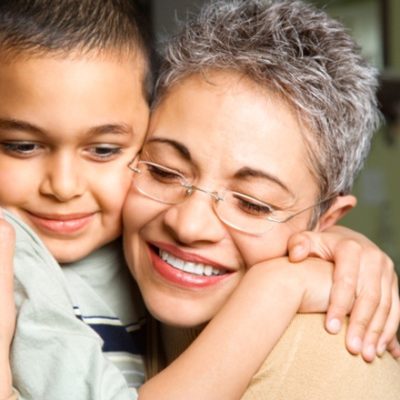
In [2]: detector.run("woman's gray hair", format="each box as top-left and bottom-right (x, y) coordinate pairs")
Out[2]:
(155, 0), (381, 202)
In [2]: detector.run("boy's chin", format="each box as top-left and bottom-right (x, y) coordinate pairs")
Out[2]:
(43, 237), (113, 264)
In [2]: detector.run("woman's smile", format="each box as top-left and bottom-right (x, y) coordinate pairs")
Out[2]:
(147, 242), (233, 289)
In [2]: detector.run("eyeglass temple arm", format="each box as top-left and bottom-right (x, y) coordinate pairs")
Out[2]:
(269, 196), (336, 223)
(127, 152), (141, 173)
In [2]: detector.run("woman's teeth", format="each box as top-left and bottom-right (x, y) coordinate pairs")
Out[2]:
(159, 249), (225, 276)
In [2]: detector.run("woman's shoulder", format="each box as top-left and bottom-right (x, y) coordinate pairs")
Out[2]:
(242, 314), (400, 400)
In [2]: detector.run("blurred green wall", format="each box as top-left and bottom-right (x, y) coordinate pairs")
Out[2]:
(390, 0), (400, 69)
(317, 0), (400, 273)
(342, 134), (400, 270)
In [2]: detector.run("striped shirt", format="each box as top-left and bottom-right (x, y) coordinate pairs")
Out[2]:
(62, 240), (147, 390)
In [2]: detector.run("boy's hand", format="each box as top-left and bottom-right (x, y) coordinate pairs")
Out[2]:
(0, 210), (16, 400)
(287, 225), (400, 362)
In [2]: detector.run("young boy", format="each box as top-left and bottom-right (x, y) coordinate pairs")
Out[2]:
(0, 0), (151, 398)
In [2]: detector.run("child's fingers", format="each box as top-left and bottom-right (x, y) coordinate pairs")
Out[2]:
(344, 260), (382, 357)
(377, 275), (400, 358)
(325, 240), (361, 334)
(359, 265), (394, 361)
(287, 230), (337, 262)
(288, 226), (399, 361)
(287, 232), (313, 262)
(386, 336), (400, 359)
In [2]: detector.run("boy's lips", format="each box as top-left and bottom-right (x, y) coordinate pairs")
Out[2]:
(25, 211), (97, 235)
(147, 242), (233, 289)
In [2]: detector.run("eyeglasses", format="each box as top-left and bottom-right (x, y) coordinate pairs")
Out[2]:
(129, 160), (330, 236)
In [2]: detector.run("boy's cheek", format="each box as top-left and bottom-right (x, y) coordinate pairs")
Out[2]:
(0, 170), (30, 208)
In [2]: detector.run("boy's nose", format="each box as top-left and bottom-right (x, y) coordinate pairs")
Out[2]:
(162, 192), (226, 245)
(39, 155), (85, 201)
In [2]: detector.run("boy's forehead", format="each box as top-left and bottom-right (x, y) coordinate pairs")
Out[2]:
(0, 42), (152, 104)
(0, 48), (148, 95)
(0, 52), (150, 139)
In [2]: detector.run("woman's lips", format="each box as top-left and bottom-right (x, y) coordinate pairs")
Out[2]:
(152, 241), (228, 269)
(26, 212), (96, 235)
(148, 243), (232, 289)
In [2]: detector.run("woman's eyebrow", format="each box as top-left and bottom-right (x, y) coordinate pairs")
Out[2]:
(147, 137), (192, 161)
(234, 166), (293, 196)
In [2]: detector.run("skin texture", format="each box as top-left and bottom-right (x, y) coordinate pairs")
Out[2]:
(123, 71), (355, 327)
(0, 54), (149, 263)
(0, 210), (15, 400)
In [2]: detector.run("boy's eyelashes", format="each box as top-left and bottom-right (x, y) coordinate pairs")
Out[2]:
(85, 145), (123, 161)
(0, 141), (124, 162)
(1, 141), (43, 157)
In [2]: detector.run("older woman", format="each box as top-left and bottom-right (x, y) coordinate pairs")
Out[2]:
(0, 1), (399, 400)
(122, 0), (400, 399)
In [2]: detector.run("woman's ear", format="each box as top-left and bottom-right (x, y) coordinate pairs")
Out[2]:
(316, 195), (357, 232)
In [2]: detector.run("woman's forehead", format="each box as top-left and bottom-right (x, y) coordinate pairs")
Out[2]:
(146, 71), (318, 192)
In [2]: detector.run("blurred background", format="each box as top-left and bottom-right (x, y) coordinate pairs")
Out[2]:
(137, 0), (400, 275)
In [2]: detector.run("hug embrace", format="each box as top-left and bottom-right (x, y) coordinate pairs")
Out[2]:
(0, 0), (399, 399)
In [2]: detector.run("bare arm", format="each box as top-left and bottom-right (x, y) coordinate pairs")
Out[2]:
(139, 257), (333, 400)
(0, 213), (16, 400)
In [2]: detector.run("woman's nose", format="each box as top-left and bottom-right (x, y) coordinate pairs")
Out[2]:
(162, 192), (227, 245)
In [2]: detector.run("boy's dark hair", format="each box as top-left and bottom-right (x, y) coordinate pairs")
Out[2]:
(0, 0), (153, 99)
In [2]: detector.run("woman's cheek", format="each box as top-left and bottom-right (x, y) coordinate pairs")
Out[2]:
(122, 190), (168, 235)
(123, 190), (148, 230)
(232, 232), (291, 268)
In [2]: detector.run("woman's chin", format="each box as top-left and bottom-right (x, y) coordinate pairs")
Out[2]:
(145, 296), (215, 328)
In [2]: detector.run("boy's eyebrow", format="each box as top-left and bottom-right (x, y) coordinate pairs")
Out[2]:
(87, 124), (134, 136)
(0, 118), (43, 134)
(234, 167), (293, 195)
(0, 118), (133, 136)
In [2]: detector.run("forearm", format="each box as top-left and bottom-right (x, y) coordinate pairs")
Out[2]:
(139, 260), (308, 400)
(0, 353), (13, 400)
(0, 215), (16, 400)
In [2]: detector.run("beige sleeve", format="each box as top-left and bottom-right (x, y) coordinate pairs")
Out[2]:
(241, 314), (400, 400)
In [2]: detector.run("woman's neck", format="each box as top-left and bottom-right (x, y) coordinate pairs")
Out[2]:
(160, 323), (205, 364)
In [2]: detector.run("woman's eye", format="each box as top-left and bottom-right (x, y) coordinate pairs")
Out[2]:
(87, 145), (122, 160)
(234, 194), (274, 217)
(147, 164), (183, 183)
(1, 142), (41, 156)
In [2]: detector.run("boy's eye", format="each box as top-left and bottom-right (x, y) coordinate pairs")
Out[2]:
(1, 141), (42, 156)
(86, 145), (122, 160)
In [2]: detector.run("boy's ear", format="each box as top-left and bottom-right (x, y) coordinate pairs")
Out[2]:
(316, 195), (357, 232)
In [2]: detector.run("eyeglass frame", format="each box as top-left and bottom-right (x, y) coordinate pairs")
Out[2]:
(128, 158), (335, 236)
